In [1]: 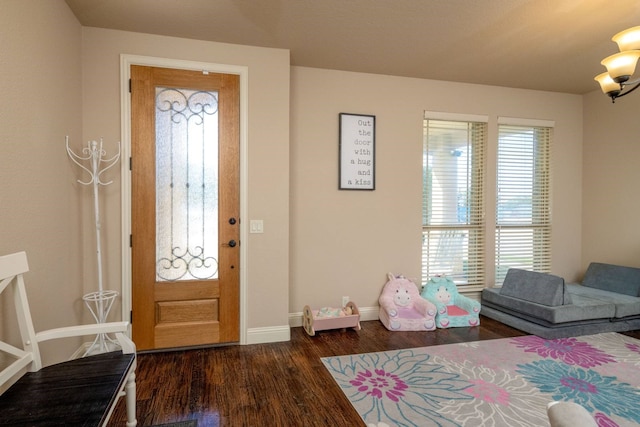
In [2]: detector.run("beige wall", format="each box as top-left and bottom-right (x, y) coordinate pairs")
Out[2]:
(0, 0), (83, 364)
(582, 90), (640, 270)
(290, 66), (584, 313)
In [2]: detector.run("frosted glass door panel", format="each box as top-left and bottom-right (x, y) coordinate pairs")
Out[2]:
(155, 88), (219, 281)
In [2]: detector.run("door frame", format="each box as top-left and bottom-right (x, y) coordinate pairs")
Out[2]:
(119, 54), (249, 345)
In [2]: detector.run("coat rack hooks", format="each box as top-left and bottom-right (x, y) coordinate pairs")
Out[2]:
(66, 136), (121, 355)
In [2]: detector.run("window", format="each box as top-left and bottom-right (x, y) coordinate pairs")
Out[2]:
(496, 119), (552, 284)
(422, 113), (486, 287)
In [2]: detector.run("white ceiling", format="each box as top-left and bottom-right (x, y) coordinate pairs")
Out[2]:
(65, 0), (640, 94)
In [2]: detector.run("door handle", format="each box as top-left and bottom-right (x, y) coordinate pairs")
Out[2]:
(223, 239), (237, 248)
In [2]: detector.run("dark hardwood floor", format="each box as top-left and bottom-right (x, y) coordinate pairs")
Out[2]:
(107, 317), (640, 426)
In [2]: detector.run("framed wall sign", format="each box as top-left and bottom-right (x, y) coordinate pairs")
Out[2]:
(339, 113), (375, 190)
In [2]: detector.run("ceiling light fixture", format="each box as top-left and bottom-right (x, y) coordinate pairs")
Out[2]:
(595, 26), (640, 102)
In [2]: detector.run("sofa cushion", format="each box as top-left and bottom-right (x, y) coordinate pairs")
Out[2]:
(500, 269), (571, 306)
(567, 283), (640, 318)
(482, 288), (615, 324)
(582, 263), (640, 296)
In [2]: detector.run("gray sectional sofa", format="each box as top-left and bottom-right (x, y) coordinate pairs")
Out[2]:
(481, 263), (640, 339)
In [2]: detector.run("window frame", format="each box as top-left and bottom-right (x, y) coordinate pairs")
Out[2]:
(495, 117), (554, 284)
(422, 112), (488, 288)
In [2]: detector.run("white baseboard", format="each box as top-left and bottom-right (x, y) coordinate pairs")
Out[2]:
(245, 325), (291, 344)
(243, 307), (378, 344)
(71, 340), (121, 359)
(71, 342), (93, 359)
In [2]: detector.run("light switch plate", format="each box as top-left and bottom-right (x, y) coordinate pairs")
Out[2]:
(250, 220), (264, 233)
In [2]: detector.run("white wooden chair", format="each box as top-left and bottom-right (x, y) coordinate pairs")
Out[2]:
(0, 251), (137, 426)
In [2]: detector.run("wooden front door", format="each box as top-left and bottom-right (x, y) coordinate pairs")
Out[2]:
(130, 65), (240, 351)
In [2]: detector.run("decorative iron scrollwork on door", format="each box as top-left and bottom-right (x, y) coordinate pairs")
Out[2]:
(155, 88), (220, 281)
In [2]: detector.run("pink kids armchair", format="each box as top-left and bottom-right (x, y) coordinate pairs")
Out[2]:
(421, 275), (480, 328)
(379, 273), (436, 331)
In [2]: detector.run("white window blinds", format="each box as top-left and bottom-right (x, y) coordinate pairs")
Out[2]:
(496, 122), (552, 284)
(422, 115), (486, 287)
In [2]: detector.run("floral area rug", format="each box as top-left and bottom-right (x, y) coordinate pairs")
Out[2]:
(321, 333), (640, 426)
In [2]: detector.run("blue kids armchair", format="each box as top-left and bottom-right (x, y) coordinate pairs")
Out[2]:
(421, 276), (480, 328)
